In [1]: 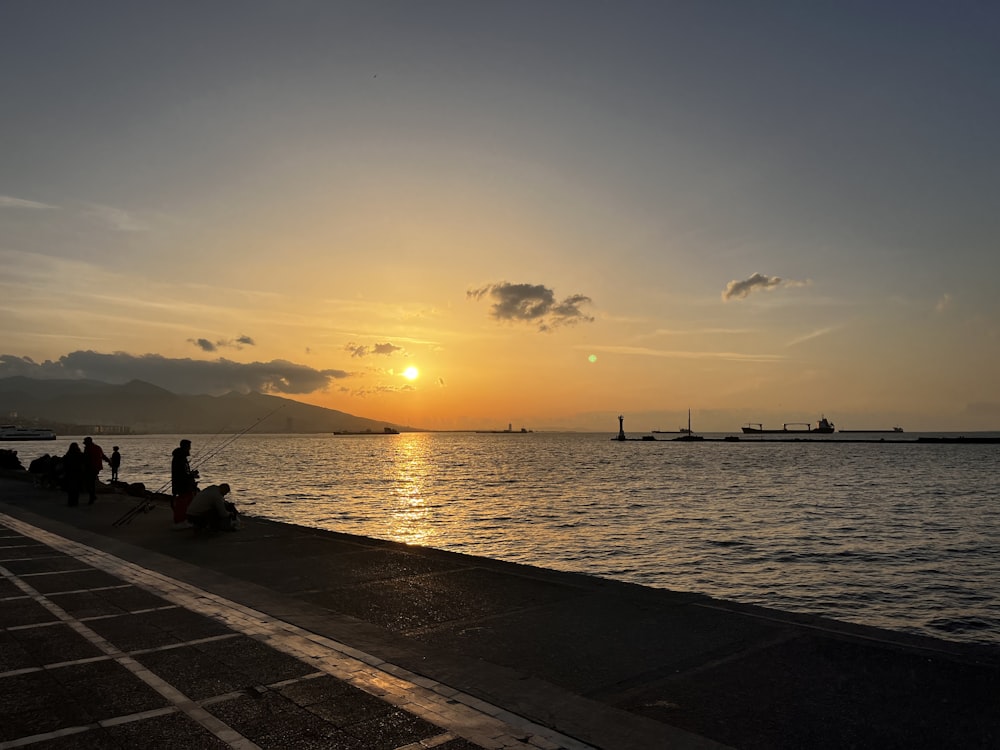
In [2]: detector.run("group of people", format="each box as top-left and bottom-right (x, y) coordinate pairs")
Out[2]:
(62, 438), (120, 506)
(170, 438), (239, 531)
(60, 437), (239, 532)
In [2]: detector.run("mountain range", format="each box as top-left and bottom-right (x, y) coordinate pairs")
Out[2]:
(0, 376), (415, 435)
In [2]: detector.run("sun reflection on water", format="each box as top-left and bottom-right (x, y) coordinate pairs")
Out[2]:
(385, 433), (435, 546)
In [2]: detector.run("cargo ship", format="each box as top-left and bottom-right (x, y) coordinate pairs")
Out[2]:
(742, 416), (835, 434)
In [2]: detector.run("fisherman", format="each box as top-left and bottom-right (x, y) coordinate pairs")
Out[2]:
(186, 483), (238, 532)
(170, 439), (199, 527)
(171, 439), (198, 496)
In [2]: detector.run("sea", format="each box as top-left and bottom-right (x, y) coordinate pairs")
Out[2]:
(8, 431), (1000, 646)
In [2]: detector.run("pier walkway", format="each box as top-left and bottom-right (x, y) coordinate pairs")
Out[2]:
(1, 476), (998, 749)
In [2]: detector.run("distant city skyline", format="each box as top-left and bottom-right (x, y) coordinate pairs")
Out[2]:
(2, 2), (998, 431)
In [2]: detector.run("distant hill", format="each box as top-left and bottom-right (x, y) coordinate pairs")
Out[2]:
(0, 376), (415, 435)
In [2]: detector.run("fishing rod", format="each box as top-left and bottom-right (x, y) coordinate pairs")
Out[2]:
(112, 401), (289, 526)
(190, 401), (288, 474)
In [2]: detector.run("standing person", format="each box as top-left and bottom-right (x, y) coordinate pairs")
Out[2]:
(170, 439), (199, 525)
(109, 446), (122, 482)
(62, 442), (85, 507)
(81, 436), (110, 505)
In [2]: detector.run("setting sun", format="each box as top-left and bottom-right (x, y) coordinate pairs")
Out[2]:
(402, 366), (419, 381)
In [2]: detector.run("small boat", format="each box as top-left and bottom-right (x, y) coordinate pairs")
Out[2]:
(652, 409), (694, 434)
(742, 416), (835, 434)
(0, 425), (57, 441)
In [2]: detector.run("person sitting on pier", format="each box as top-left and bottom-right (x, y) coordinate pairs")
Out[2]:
(186, 483), (239, 532)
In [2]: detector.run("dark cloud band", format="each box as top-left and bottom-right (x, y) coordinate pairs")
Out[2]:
(0, 351), (347, 395)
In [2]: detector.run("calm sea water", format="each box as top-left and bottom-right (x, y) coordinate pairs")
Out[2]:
(12, 431), (1000, 645)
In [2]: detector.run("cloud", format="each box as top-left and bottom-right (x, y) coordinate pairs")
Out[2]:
(935, 293), (952, 313)
(786, 326), (839, 348)
(722, 272), (810, 301)
(0, 195), (57, 210)
(468, 282), (594, 331)
(0, 351), (349, 395)
(188, 334), (257, 352)
(582, 344), (784, 363)
(345, 342), (403, 358)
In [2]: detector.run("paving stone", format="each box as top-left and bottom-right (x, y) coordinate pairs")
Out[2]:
(341, 706), (445, 750)
(277, 674), (363, 707)
(0, 543), (61, 559)
(84, 611), (188, 652)
(194, 634), (316, 685)
(0, 672), (90, 741)
(96, 585), (172, 612)
(132, 645), (251, 701)
(28, 569), (129, 594)
(48, 590), (128, 618)
(205, 693), (367, 748)
(3, 556), (92, 575)
(0, 628), (33, 671)
(50, 660), (171, 721)
(435, 739), (491, 750)
(11, 621), (104, 664)
(148, 606), (237, 640)
(103, 711), (230, 748)
(12, 728), (115, 749)
(0, 596), (58, 627)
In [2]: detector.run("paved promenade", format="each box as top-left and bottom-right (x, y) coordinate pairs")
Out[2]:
(2, 476), (998, 749)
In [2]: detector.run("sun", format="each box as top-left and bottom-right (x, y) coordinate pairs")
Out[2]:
(402, 366), (419, 381)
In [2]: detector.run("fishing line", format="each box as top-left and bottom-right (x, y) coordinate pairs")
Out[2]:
(191, 401), (288, 474)
(112, 400), (288, 526)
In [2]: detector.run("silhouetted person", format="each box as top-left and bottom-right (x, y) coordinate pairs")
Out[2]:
(109, 446), (121, 482)
(62, 442), (85, 507)
(186, 483), (238, 531)
(171, 439), (197, 495)
(81, 436), (110, 505)
(171, 439), (199, 526)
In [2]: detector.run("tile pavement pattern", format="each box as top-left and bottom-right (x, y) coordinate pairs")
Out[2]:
(0, 516), (591, 750)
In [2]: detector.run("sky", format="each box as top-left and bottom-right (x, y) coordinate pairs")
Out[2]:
(2, 1), (999, 432)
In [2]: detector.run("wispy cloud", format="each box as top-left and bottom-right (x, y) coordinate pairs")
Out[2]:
(722, 272), (811, 301)
(786, 326), (839, 348)
(638, 327), (755, 339)
(0, 195), (57, 210)
(345, 341), (403, 358)
(583, 344), (785, 362)
(468, 281), (594, 332)
(935, 293), (952, 313)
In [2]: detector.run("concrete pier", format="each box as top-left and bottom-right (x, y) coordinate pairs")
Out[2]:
(2, 475), (998, 749)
